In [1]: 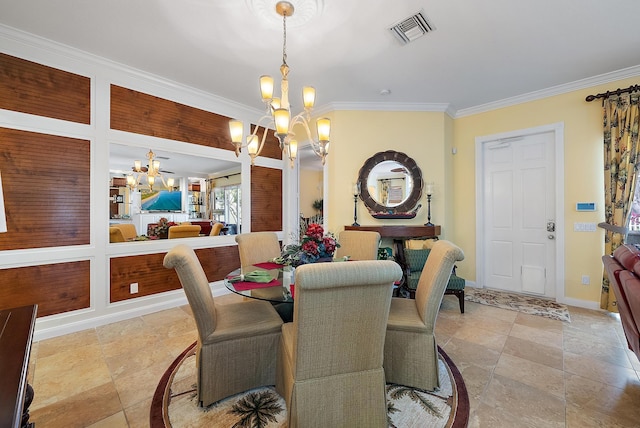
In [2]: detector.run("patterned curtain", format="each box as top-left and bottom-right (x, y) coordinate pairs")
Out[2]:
(601, 93), (640, 311)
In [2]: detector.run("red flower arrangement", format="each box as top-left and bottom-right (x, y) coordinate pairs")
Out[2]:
(274, 223), (340, 266)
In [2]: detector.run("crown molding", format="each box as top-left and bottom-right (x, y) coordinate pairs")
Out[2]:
(454, 65), (640, 118)
(315, 102), (454, 117)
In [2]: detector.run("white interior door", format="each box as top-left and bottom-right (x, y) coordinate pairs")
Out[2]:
(481, 131), (557, 296)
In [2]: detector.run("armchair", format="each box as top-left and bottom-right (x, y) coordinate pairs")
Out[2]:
(109, 223), (137, 242)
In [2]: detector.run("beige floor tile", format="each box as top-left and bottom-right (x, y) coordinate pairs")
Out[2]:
(515, 311), (564, 332)
(442, 337), (501, 371)
(125, 397), (153, 428)
(565, 402), (629, 428)
(36, 328), (100, 358)
(502, 335), (564, 370)
(479, 374), (565, 427)
(461, 312), (514, 336)
(564, 350), (640, 390)
(87, 411), (129, 428)
(494, 353), (565, 398)
(509, 322), (563, 349)
(31, 342), (113, 409)
(31, 382), (122, 428)
(452, 323), (508, 351)
(563, 329), (634, 369)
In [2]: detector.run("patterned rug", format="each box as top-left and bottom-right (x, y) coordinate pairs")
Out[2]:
(465, 287), (571, 322)
(150, 342), (469, 428)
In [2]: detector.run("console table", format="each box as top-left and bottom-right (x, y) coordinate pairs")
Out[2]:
(344, 225), (440, 239)
(0, 305), (37, 428)
(344, 225), (441, 291)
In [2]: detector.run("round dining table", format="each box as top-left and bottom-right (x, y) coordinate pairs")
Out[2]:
(224, 262), (295, 321)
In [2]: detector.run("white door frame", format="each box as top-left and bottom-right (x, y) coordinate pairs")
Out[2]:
(475, 122), (566, 302)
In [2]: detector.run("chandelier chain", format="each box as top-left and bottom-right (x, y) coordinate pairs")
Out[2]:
(282, 11), (288, 66)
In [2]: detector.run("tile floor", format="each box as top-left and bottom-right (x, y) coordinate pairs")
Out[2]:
(27, 293), (640, 427)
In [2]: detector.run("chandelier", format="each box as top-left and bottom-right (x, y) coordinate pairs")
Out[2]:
(229, 1), (331, 167)
(126, 149), (175, 191)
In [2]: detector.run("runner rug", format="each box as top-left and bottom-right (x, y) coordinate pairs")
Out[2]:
(465, 287), (571, 322)
(150, 342), (469, 428)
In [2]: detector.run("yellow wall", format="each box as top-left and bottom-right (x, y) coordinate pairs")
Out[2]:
(299, 167), (323, 218)
(326, 77), (639, 305)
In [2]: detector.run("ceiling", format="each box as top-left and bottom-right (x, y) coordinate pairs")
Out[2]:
(109, 144), (241, 179)
(2, 0), (640, 116)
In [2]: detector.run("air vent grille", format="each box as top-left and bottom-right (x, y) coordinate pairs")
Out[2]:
(389, 11), (435, 45)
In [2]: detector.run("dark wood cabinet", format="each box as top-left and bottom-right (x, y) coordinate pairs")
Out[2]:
(0, 304), (37, 428)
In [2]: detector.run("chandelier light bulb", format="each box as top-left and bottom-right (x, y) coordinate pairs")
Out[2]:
(134, 160), (141, 172)
(229, 120), (244, 144)
(316, 117), (331, 142)
(274, 108), (291, 136)
(247, 135), (260, 156)
(260, 75), (274, 101)
(302, 86), (316, 109)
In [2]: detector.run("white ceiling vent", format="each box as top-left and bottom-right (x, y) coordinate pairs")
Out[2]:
(389, 11), (435, 45)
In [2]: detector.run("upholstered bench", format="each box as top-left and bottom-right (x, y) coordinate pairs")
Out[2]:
(404, 247), (466, 313)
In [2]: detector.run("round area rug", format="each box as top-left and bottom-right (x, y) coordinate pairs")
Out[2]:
(150, 342), (469, 428)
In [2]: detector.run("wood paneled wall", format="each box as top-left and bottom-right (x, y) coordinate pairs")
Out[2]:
(0, 261), (90, 316)
(251, 166), (283, 232)
(0, 128), (91, 251)
(110, 245), (240, 302)
(0, 52), (284, 318)
(111, 85), (234, 150)
(251, 124), (283, 161)
(0, 53), (90, 124)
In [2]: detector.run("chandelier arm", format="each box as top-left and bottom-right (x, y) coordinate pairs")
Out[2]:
(289, 114), (322, 155)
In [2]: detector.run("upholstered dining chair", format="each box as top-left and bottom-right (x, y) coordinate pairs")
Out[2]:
(276, 260), (402, 427)
(168, 224), (201, 239)
(235, 232), (281, 267)
(333, 230), (381, 261)
(209, 222), (224, 236)
(108, 223), (137, 242)
(163, 244), (283, 407)
(383, 239), (464, 391)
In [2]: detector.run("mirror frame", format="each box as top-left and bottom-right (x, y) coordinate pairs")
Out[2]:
(357, 150), (423, 216)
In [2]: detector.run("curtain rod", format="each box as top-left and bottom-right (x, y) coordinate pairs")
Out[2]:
(205, 172), (241, 181)
(585, 84), (640, 102)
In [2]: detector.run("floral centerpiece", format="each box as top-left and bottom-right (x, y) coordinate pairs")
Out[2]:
(273, 223), (340, 267)
(150, 217), (177, 239)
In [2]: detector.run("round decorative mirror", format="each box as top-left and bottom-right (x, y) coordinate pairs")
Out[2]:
(357, 150), (423, 218)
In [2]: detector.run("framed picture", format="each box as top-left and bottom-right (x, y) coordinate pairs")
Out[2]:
(115, 195), (124, 203)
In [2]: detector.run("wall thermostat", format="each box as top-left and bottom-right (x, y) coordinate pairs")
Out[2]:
(576, 202), (596, 212)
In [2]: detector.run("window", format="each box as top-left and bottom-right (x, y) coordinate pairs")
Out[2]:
(214, 184), (241, 234)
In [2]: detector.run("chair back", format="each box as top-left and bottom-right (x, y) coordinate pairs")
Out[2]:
(109, 223), (137, 242)
(414, 240), (465, 324)
(210, 222), (224, 236)
(163, 244), (216, 340)
(292, 260), (402, 379)
(168, 224), (201, 239)
(235, 232), (281, 267)
(334, 230), (381, 260)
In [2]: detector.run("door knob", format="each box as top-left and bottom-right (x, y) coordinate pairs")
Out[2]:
(548, 234), (555, 240)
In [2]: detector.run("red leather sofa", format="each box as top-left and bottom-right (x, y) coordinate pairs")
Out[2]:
(602, 244), (640, 360)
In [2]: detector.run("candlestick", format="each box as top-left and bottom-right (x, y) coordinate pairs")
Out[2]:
(425, 194), (434, 226)
(352, 182), (361, 226)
